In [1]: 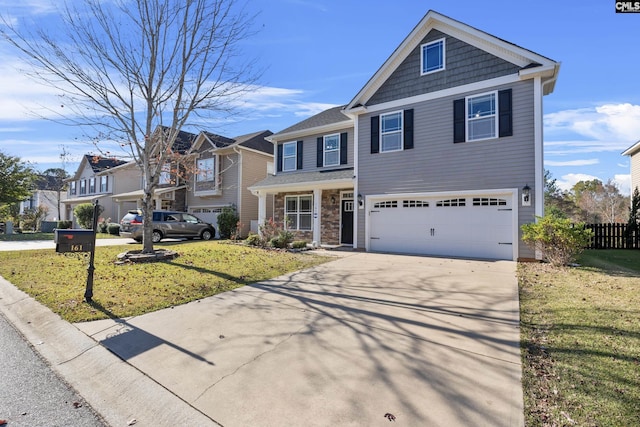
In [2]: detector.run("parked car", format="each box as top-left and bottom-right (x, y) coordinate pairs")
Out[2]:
(119, 210), (215, 243)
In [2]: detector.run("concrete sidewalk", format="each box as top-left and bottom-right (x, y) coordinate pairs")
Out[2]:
(1, 252), (523, 426)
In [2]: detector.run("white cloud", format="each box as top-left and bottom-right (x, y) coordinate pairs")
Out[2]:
(545, 103), (640, 143)
(544, 158), (599, 167)
(615, 174), (631, 196)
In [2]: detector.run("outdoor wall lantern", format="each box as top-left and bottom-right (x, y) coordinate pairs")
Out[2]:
(357, 193), (363, 208)
(331, 195), (336, 204)
(522, 184), (531, 207)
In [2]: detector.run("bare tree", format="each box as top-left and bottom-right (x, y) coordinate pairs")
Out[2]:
(2, 0), (259, 252)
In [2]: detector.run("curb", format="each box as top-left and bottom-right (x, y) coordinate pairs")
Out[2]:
(0, 276), (218, 427)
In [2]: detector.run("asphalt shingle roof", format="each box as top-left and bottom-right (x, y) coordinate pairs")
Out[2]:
(273, 106), (351, 137)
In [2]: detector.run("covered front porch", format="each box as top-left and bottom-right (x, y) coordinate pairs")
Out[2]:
(249, 169), (355, 247)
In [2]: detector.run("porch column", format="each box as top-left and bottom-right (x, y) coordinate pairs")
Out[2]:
(257, 191), (267, 235)
(313, 188), (322, 246)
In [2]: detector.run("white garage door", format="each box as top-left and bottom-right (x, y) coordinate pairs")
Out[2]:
(368, 194), (514, 260)
(189, 207), (224, 238)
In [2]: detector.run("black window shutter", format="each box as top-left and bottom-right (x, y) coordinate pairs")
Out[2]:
(340, 133), (348, 164)
(498, 89), (513, 137)
(277, 144), (283, 172)
(453, 98), (465, 143)
(371, 116), (379, 154)
(317, 137), (323, 168)
(403, 109), (414, 150)
(296, 140), (303, 170)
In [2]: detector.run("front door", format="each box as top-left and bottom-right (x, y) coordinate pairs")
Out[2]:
(340, 199), (354, 244)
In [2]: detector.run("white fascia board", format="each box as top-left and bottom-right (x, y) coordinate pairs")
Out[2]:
(269, 120), (354, 143)
(249, 178), (354, 195)
(358, 74), (520, 115)
(622, 140), (640, 156)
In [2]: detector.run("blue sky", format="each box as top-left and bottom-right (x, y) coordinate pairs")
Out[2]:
(1, 0), (639, 194)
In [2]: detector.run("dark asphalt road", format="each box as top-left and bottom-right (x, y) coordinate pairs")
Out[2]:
(0, 312), (106, 427)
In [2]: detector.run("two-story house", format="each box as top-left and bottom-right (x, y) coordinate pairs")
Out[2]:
(187, 130), (274, 237)
(251, 10), (560, 261)
(63, 155), (133, 226)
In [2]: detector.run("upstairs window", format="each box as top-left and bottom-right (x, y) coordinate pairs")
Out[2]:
(323, 134), (340, 167)
(197, 157), (215, 182)
(160, 163), (171, 185)
(380, 111), (403, 152)
(88, 177), (96, 193)
(100, 176), (108, 192)
(79, 180), (86, 195)
(421, 38), (445, 75)
(283, 142), (297, 171)
(467, 92), (497, 141)
(70, 181), (76, 195)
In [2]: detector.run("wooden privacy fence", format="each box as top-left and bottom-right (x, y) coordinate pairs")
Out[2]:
(584, 223), (640, 249)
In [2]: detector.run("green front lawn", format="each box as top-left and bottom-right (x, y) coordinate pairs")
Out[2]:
(519, 250), (640, 426)
(0, 241), (331, 322)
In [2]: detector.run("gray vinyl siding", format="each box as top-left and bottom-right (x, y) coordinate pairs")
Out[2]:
(368, 30), (520, 106)
(279, 127), (354, 173)
(357, 80), (536, 258)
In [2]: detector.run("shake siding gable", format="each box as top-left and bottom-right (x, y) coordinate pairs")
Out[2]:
(368, 30), (520, 106)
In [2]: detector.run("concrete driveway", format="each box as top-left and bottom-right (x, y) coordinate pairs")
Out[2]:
(75, 252), (523, 426)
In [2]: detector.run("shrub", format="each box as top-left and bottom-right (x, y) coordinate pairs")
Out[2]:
(217, 206), (239, 239)
(73, 203), (104, 229)
(107, 223), (120, 235)
(269, 230), (294, 249)
(521, 215), (593, 267)
(98, 217), (111, 233)
(245, 233), (263, 247)
(258, 218), (279, 243)
(56, 220), (72, 229)
(291, 240), (308, 249)
(20, 205), (49, 231)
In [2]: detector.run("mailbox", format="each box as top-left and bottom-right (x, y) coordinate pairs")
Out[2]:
(54, 229), (96, 253)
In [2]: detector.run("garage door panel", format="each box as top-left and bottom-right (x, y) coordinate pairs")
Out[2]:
(368, 194), (514, 260)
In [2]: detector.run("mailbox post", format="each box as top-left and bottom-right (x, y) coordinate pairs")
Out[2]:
(54, 201), (99, 303)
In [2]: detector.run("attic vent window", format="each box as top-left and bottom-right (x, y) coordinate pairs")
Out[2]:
(421, 38), (445, 75)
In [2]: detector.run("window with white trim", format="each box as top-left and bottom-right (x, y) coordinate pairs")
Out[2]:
(70, 181), (76, 195)
(283, 142), (297, 171)
(323, 134), (340, 167)
(380, 111), (403, 152)
(436, 198), (466, 207)
(100, 176), (108, 192)
(88, 178), (96, 193)
(160, 163), (171, 185)
(421, 38), (445, 75)
(80, 180), (86, 195)
(473, 198), (507, 206)
(467, 91), (497, 141)
(285, 195), (312, 231)
(373, 201), (398, 209)
(197, 157), (215, 182)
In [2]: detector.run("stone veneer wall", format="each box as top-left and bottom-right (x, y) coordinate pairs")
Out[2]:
(273, 192), (313, 242)
(274, 189), (351, 246)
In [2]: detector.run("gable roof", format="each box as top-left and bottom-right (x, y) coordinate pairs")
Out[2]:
(345, 10), (560, 111)
(190, 129), (274, 155)
(269, 105), (352, 141)
(67, 154), (128, 180)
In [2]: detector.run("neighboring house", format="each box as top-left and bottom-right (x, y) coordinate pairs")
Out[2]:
(250, 10), (560, 261)
(622, 139), (640, 195)
(20, 175), (68, 221)
(63, 155), (134, 226)
(187, 130), (274, 237)
(110, 128), (199, 217)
